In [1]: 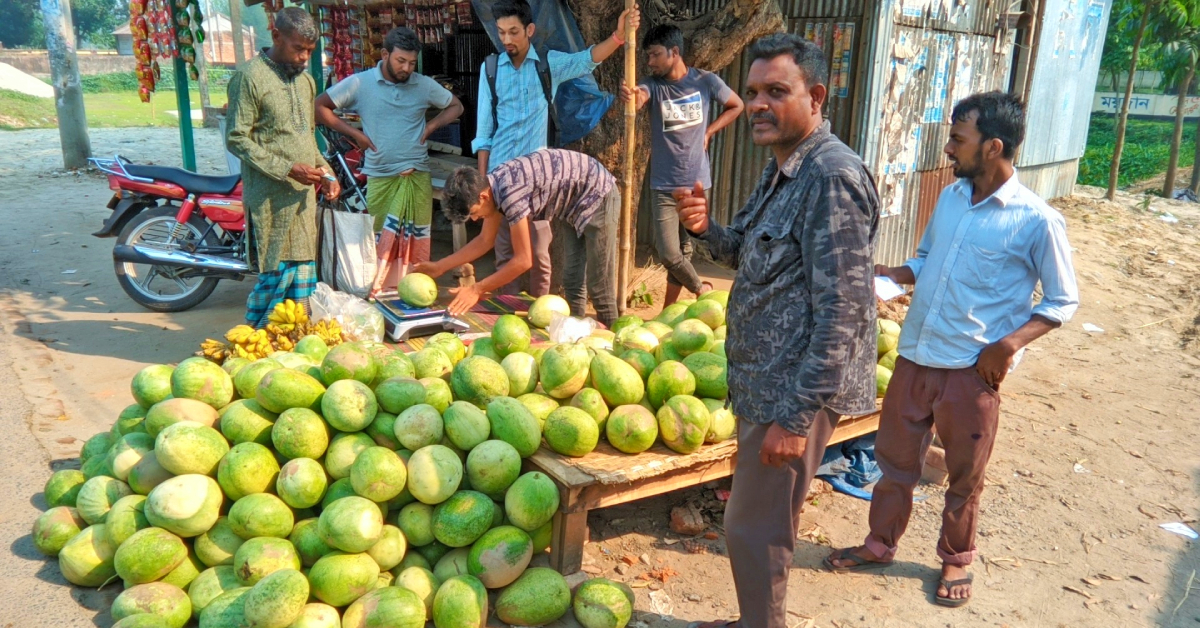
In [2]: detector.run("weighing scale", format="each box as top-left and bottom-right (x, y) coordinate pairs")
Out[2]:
(374, 292), (470, 342)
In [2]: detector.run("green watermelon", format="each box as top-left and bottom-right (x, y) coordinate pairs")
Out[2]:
(406, 445), (462, 505)
(131, 364), (175, 409)
(114, 526), (187, 584)
(171, 357), (234, 409)
(464, 440), (521, 500)
(646, 360), (696, 409)
(216, 442), (279, 500)
(539, 343), (591, 399)
(656, 395), (711, 454)
(503, 472), (558, 532)
(44, 469), (87, 508)
(351, 446), (407, 502)
(467, 525), (532, 588)
(682, 351), (728, 399)
(233, 359), (283, 401)
(321, 379), (378, 432)
(491, 314), (531, 357)
(242, 568), (309, 628)
(543, 406), (600, 457)
(431, 574), (488, 628)
(271, 408), (331, 460)
(320, 342), (378, 386)
(32, 506), (86, 556)
(308, 551), (380, 607)
(431, 491), (494, 548)
(450, 356), (510, 409)
(232, 536), (301, 586)
(256, 368), (326, 414)
(494, 567), (571, 625)
(145, 398), (220, 438)
(605, 405), (659, 454)
(486, 397), (541, 458)
(111, 582), (191, 628)
(399, 273), (439, 307)
(194, 517), (242, 568)
(228, 493), (293, 539)
(218, 399), (277, 447)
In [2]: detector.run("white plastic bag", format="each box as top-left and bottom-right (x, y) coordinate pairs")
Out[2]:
(547, 312), (597, 343)
(311, 282), (385, 343)
(318, 204), (377, 299)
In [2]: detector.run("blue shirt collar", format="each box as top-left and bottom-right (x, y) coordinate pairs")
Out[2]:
(952, 171), (1021, 208)
(497, 47), (541, 68)
(372, 62), (418, 86)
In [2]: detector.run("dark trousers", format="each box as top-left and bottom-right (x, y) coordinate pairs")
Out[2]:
(864, 356), (1001, 566)
(494, 218), (552, 297)
(651, 189), (704, 293)
(724, 411), (841, 628)
(559, 187), (620, 327)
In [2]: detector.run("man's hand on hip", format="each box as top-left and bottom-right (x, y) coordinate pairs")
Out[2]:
(674, 181), (709, 235)
(352, 130), (377, 153)
(975, 338), (1016, 388)
(760, 422), (808, 468)
(288, 163), (324, 186)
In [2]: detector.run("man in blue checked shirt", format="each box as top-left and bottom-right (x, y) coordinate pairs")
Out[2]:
(825, 92), (1079, 608)
(473, 0), (639, 298)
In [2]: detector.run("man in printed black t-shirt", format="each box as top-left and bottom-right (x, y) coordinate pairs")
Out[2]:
(619, 24), (743, 305)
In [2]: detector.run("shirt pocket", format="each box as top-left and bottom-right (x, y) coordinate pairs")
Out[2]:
(960, 243), (1008, 290)
(741, 222), (802, 285)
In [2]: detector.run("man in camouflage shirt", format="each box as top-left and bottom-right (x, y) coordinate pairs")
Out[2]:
(677, 33), (879, 628)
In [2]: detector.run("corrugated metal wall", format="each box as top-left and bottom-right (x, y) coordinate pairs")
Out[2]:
(1016, 0), (1110, 195)
(866, 0), (1018, 265)
(705, 0), (875, 227)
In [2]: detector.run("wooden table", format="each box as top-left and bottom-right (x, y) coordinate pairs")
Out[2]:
(528, 409), (883, 574)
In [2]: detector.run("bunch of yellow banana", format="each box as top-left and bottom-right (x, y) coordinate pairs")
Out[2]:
(307, 318), (344, 345)
(197, 338), (229, 363)
(267, 299), (309, 332)
(272, 332), (297, 352)
(224, 325), (273, 360)
(225, 324), (256, 344)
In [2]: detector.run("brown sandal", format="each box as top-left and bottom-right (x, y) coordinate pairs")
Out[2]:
(822, 547), (892, 573)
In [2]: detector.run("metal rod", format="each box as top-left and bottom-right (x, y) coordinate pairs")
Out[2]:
(618, 0), (637, 313)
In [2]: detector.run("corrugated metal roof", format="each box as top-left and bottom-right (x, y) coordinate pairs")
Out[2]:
(1017, 0), (1111, 167)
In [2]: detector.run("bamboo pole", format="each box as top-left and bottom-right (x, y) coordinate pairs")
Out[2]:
(617, 0), (637, 313)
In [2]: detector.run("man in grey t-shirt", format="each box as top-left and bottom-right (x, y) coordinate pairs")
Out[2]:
(316, 27), (464, 294)
(619, 24), (743, 305)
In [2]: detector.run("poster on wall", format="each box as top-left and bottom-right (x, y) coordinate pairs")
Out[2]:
(877, 31), (927, 217)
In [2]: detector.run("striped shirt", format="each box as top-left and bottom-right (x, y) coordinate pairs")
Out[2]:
(472, 47), (599, 170)
(488, 149), (616, 235)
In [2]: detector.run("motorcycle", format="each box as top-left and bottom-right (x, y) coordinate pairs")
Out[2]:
(92, 129), (368, 312)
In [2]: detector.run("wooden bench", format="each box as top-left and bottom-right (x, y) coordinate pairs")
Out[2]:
(528, 409), (883, 574)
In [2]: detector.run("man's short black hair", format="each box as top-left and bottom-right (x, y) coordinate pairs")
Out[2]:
(747, 33), (828, 88)
(384, 27), (421, 54)
(643, 24), (684, 55)
(951, 91), (1026, 159)
(442, 167), (489, 224)
(493, 0), (534, 27)
(274, 6), (318, 43)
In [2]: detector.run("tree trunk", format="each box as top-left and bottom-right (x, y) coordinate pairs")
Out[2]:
(1106, 4), (1154, 201)
(230, 0), (247, 64)
(1190, 108), (1200, 193)
(40, 0), (91, 169)
(549, 0), (783, 297)
(1164, 58), (1196, 197)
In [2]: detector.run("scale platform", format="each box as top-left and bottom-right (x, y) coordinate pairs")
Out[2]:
(374, 292), (469, 342)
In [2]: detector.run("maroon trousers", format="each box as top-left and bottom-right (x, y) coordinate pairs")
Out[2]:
(864, 356), (1001, 566)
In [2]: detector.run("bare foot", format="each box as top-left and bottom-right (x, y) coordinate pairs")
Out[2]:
(937, 563), (971, 601)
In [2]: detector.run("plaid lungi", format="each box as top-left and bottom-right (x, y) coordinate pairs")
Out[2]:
(246, 261), (317, 328)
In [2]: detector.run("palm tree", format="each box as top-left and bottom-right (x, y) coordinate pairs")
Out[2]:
(1106, 0), (1195, 200)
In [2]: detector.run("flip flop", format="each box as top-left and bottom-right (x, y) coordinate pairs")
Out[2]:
(822, 547), (892, 573)
(935, 574), (974, 607)
(687, 620), (738, 628)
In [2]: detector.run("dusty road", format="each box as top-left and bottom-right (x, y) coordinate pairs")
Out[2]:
(1, 127), (1199, 628)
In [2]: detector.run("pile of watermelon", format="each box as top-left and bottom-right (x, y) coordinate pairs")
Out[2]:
(31, 328), (643, 628)
(513, 291), (735, 459)
(875, 319), (902, 397)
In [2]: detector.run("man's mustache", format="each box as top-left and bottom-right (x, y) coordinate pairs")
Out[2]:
(750, 112), (776, 125)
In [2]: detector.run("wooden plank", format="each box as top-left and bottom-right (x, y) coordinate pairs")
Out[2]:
(549, 508), (588, 574)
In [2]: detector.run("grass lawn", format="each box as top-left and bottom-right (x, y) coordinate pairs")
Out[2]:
(1078, 112), (1198, 188)
(0, 88), (227, 131)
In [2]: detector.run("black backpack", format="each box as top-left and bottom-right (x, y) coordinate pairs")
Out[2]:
(484, 52), (561, 147)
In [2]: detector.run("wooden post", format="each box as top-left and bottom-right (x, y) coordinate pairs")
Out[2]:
(229, 0), (247, 64)
(40, 0), (91, 169)
(617, 0), (637, 313)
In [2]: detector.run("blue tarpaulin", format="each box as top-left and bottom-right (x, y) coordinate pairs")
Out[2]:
(470, 0), (614, 145)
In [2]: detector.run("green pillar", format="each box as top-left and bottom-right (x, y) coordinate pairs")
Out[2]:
(174, 56), (197, 172)
(310, 33), (327, 152)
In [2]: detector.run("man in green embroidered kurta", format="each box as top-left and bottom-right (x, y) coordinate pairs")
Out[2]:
(225, 7), (339, 327)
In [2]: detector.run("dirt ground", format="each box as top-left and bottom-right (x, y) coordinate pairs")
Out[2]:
(1, 127), (1200, 628)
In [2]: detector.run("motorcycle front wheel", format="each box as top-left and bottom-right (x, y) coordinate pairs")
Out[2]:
(114, 206), (222, 312)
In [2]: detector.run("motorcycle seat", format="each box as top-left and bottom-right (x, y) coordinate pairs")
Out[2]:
(125, 164), (241, 195)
